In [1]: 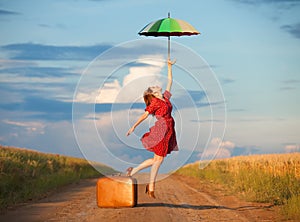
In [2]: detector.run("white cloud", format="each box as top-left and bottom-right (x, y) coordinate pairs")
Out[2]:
(0, 59), (36, 69)
(284, 144), (300, 153)
(75, 55), (165, 104)
(75, 79), (122, 103)
(220, 140), (235, 149)
(0, 73), (63, 84)
(2, 119), (45, 134)
(200, 137), (236, 159)
(214, 148), (232, 159)
(97, 80), (121, 103)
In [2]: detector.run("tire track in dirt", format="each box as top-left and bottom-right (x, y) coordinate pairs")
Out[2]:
(0, 174), (281, 222)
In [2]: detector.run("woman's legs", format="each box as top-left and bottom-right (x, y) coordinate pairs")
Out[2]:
(128, 153), (164, 194)
(129, 158), (154, 176)
(149, 154), (164, 191)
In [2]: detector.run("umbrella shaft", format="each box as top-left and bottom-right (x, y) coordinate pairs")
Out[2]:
(168, 36), (170, 60)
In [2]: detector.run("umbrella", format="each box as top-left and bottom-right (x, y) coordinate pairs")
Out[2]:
(139, 13), (200, 60)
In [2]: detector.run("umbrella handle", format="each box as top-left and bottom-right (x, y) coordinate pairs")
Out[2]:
(168, 36), (170, 60)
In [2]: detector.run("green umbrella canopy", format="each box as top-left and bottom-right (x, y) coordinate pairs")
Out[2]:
(139, 13), (200, 59)
(139, 16), (200, 37)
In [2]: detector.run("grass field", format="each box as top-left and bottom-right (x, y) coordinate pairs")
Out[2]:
(176, 153), (300, 220)
(0, 145), (116, 212)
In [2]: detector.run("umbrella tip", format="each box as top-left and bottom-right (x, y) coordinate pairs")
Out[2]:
(168, 12), (170, 18)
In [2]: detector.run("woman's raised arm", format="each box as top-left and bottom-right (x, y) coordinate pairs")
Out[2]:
(166, 59), (176, 92)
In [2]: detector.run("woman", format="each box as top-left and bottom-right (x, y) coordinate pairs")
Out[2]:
(126, 59), (178, 198)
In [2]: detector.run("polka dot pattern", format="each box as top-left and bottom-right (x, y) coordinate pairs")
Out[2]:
(141, 90), (178, 157)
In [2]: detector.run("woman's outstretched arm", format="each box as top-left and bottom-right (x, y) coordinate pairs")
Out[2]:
(126, 111), (149, 136)
(166, 59), (176, 92)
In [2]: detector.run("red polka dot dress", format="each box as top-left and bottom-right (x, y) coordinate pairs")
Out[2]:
(141, 90), (178, 157)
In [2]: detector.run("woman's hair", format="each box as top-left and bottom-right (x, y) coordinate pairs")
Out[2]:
(143, 86), (162, 106)
(143, 94), (155, 106)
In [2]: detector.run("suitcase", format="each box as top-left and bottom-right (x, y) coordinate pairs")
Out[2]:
(96, 176), (138, 208)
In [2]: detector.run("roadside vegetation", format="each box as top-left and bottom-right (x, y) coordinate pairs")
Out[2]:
(176, 153), (300, 220)
(0, 145), (116, 212)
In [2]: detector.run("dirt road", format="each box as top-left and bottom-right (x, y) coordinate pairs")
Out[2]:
(0, 174), (283, 222)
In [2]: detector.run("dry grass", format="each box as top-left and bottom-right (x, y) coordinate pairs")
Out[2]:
(0, 145), (116, 212)
(176, 153), (300, 220)
(221, 153), (300, 178)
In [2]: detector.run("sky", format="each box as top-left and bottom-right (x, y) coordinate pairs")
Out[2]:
(0, 0), (300, 173)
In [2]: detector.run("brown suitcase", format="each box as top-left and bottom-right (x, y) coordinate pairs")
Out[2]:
(96, 176), (138, 208)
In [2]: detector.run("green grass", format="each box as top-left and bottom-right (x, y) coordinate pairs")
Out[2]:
(282, 195), (300, 220)
(0, 145), (116, 212)
(176, 153), (300, 220)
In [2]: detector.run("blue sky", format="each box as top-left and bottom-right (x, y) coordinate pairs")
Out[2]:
(0, 0), (300, 172)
